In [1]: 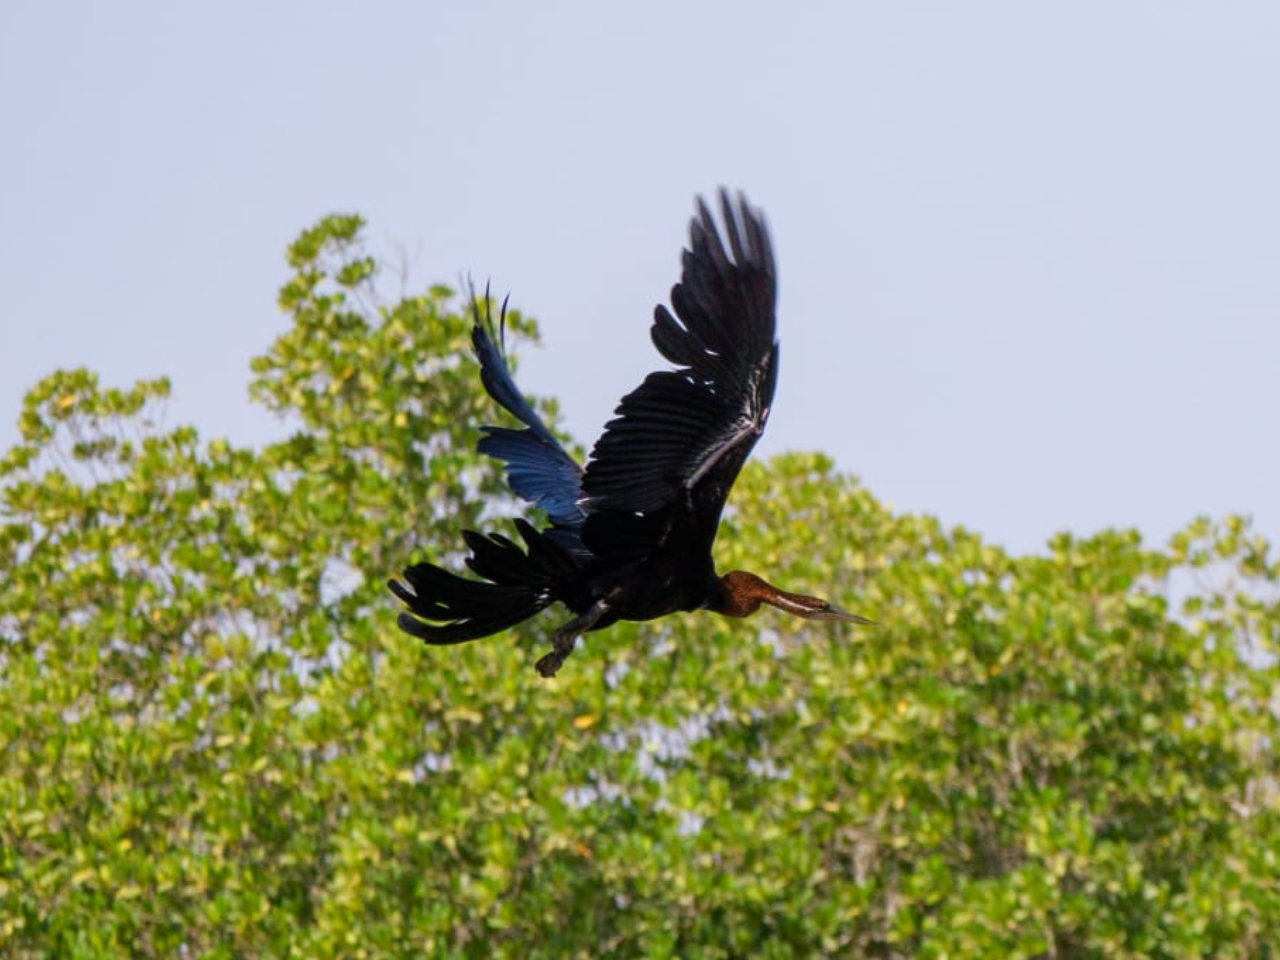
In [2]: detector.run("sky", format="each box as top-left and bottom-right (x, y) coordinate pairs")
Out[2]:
(2, 2), (1277, 555)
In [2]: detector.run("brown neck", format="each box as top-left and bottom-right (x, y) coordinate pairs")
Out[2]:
(713, 570), (827, 619)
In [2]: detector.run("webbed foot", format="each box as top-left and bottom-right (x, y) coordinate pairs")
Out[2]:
(535, 630), (575, 678)
(534, 600), (614, 678)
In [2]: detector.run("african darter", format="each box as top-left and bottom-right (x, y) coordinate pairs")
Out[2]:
(390, 190), (872, 676)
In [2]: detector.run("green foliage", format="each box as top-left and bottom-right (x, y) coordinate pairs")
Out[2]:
(3, 216), (1279, 958)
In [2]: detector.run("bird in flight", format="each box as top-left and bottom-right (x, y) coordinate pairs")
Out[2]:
(390, 190), (873, 677)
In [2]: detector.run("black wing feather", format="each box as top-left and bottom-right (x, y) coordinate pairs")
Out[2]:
(469, 290), (587, 538)
(580, 190), (779, 559)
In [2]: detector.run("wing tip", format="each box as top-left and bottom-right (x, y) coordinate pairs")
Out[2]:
(686, 188), (772, 273)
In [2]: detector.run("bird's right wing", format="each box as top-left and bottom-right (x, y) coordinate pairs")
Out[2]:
(579, 191), (779, 560)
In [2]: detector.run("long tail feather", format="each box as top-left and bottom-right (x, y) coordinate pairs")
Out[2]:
(389, 522), (572, 645)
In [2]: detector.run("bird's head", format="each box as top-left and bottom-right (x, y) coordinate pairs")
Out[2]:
(714, 570), (874, 625)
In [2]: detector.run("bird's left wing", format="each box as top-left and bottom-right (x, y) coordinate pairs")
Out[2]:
(579, 190), (778, 559)
(470, 292), (589, 557)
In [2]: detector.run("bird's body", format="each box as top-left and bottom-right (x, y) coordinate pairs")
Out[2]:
(390, 191), (871, 676)
(551, 549), (715, 630)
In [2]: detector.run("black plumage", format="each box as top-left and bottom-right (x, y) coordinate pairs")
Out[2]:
(390, 190), (871, 677)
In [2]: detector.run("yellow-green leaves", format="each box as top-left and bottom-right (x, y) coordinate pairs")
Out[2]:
(2, 216), (1279, 958)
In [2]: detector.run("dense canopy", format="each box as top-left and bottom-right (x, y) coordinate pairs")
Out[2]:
(2, 214), (1279, 958)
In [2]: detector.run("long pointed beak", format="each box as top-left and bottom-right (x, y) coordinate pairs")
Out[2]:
(815, 603), (876, 626)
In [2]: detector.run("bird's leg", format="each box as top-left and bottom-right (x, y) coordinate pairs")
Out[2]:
(536, 600), (609, 678)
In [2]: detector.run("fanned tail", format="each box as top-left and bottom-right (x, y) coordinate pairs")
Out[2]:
(389, 518), (577, 645)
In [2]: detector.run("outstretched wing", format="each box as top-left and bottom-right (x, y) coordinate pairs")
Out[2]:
(579, 190), (778, 560)
(469, 290), (588, 556)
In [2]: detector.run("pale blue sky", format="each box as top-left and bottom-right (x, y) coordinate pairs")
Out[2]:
(2, 2), (1277, 554)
